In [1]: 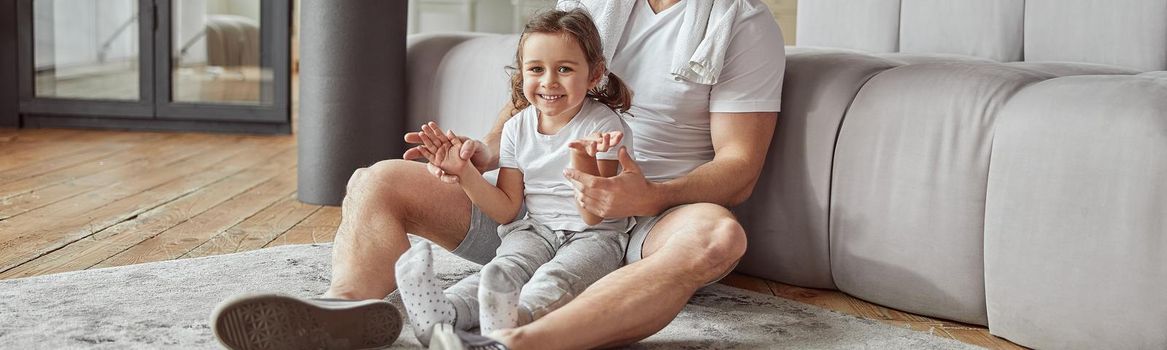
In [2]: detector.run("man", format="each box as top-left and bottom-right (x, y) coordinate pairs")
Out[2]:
(212, 0), (784, 349)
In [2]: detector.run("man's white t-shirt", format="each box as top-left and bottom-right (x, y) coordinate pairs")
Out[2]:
(498, 99), (635, 232)
(609, 0), (785, 181)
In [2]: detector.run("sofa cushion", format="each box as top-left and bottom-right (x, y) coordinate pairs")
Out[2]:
(984, 75), (1167, 349)
(412, 34), (519, 139)
(899, 0), (1024, 62)
(737, 48), (899, 289)
(406, 33), (493, 137)
(830, 62), (1051, 325)
(1025, 0), (1167, 71)
(796, 0), (901, 53)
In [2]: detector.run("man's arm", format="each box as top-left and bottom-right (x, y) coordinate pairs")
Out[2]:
(566, 112), (777, 217)
(655, 111), (777, 208)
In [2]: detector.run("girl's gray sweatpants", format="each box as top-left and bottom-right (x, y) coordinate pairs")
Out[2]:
(443, 217), (629, 327)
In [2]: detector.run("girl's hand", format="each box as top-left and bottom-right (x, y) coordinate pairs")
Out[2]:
(404, 122), (493, 183)
(416, 124), (474, 181)
(567, 131), (623, 157)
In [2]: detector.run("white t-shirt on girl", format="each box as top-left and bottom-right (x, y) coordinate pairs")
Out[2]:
(609, 0), (785, 181)
(498, 98), (636, 233)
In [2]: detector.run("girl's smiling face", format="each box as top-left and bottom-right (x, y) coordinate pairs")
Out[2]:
(520, 32), (602, 119)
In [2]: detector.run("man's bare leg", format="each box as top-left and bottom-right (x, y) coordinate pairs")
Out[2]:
(490, 203), (748, 349)
(323, 159), (476, 300)
(212, 159), (477, 349)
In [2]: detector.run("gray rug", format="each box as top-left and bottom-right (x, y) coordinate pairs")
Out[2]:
(0, 243), (979, 349)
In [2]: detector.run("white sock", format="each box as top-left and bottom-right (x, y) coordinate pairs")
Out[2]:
(394, 241), (455, 345)
(478, 263), (522, 335)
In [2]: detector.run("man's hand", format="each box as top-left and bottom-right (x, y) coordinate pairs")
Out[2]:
(567, 133), (623, 225)
(404, 122), (493, 183)
(563, 147), (662, 218)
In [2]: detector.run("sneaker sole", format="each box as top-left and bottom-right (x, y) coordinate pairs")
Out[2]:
(211, 294), (402, 350)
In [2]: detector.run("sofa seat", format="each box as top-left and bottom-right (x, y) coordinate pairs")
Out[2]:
(985, 74), (1167, 349)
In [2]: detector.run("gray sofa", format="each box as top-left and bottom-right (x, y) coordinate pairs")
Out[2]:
(403, 1), (1166, 348)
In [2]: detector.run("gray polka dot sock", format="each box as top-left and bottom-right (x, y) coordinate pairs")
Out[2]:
(394, 241), (455, 345)
(478, 263), (521, 336)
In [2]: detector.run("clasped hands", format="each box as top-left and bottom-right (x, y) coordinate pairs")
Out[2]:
(404, 121), (662, 218)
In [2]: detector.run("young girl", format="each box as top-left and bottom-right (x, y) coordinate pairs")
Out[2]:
(394, 8), (636, 346)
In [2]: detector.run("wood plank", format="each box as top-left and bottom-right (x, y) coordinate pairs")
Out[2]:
(0, 129), (166, 172)
(0, 127), (22, 140)
(183, 192), (319, 258)
(92, 161), (299, 268)
(0, 133), (189, 196)
(264, 206), (341, 247)
(0, 138), (289, 272)
(766, 280), (864, 314)
(0, 134), (216, 218)
(0, 143), (128, 182)
(767, 280), (933, 323)
(718, 273), (776, 295)
(265, 223), (336, 247)
(0, 128), (92, 143)
(0, 141), (86, 168)
(944, 327), (1027, 350)
(0, 150), (295, 279)
(45, 129), (174, 144)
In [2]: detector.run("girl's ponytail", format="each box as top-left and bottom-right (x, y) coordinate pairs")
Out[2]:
(589, 72), (633, 113)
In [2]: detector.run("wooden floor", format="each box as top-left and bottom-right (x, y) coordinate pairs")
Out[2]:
(0, 127), (1024, 349)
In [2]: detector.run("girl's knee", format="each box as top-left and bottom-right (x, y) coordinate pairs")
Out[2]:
(484, 257), (537, 283)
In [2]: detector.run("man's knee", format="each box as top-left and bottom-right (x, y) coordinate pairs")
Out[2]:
(346, 160), (411, 200)
(346, 167), (367, 193)
(702, 219), (747, 269)
(685, 205), (747, 280)
(340, 160), (421, 229)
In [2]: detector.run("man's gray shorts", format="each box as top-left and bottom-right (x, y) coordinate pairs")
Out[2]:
(450, 204), (674, 266)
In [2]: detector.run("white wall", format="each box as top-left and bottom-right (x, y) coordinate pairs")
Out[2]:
(409, 0), (556, 34)
(34, 0), (139, 70)
(206, 0), (260, 23)
(175, 0), (208, 64)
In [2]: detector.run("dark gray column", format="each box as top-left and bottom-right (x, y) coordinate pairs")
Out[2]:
(1, 0), (17, 127)
(298, 1), (407, 205)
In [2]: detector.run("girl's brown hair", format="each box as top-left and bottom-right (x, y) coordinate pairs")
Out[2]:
(508, 9), (633, 115)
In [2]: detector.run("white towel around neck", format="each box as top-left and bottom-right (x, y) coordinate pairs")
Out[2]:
(556, 0), (762, 85)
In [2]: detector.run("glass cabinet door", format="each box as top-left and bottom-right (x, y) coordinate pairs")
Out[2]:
(156, 0), (289, 122)
(20, 0), (155, 117)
